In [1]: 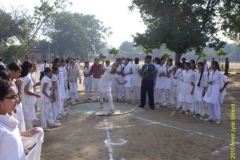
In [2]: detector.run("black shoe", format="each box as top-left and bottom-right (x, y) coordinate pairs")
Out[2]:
(67, 98), (71, 100)
(150, 107), (155, 110)
(195, 113), (200, 117)
(137, 105), (144, 108)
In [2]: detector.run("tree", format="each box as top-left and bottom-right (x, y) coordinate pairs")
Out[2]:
(160, 51), (172, 59)
(0, 9), (22, 44)
(143, 48), (153, 55)
(49, 12), (111, 61)
(215, 49), (228, 68)
(130, 0), (225, 62)
(195, 49), (208, 63)
(108, 47), (120, 60)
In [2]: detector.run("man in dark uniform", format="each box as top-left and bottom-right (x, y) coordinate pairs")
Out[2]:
(224, 58), (229, 75)
(138, 55), (156, 110)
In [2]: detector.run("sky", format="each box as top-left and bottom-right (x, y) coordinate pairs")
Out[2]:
(0, 0), (147, 48)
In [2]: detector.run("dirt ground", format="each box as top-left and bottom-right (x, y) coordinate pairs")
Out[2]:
(39, 73), (240, 160)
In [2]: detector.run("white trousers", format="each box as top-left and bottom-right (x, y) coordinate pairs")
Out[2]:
(207, 101), (221, 120)
(124, 87), (131, 101)
(195, 101), (204, 116)
(166, 88), (174, 105)
(69, 82), (78, 103)
(116, 84), (124, 100)
(100, 92), (114, 110)
(154, 89), (165, 104)
(133, 86), (140, 101)
(92, 78), (100, 100)
(84, 85), (91, 100)
(52, 102), (58, 121)
(182, 102), (194, 112)
(61, 99), (65, 113)
(41, 102), (55, 128)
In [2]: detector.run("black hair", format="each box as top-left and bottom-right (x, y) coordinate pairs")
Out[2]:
(0, 57), (2, 61)
(40, 67), (52, 81)
(20, 61), (32, 77)
(182, 58), (186, 62)
(185, 62), (191, 68)
(44, 59), (47, 63)
(0, 70), (10, 81)
(197, 62), (204, 87)
(145, 55), (152, 59)
(84, 62), (89, 68)
(52, 66), (59, 74)
(61, 59), (65, 63)
(176, 62), (182, 68)
(106, 60), (110, 63)
(135, 57), (139, 64)
(0, 65), (6, 71)
(0, 79), (13, 101)
(190, 59), (196, 70)
(53, 58), (60, 67)
(212, 61), (220, 71)
(168, 58), (173, 66)
(7, 63), (21, 71)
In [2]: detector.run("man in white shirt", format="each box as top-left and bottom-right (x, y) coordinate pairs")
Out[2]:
(40, 59), (49, 72)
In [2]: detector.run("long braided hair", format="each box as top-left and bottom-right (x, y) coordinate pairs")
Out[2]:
(197, 62), (204, 87)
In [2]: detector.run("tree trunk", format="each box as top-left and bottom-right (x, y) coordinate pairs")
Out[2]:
(175, 52), (183, 62)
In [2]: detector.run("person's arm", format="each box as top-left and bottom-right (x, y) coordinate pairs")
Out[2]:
(15, 79), (22, 103)
(219, 72), (228, 93)
(52, 81), (56, 102)
(77, 69), (82, 84)
(116, 77), (127, 85)
(24, 80), (40, 98)
(20, 127), (40, 137)
(42, 82), (53, 102)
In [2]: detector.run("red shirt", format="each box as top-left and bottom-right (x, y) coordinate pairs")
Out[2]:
(90, 64), (102, 78)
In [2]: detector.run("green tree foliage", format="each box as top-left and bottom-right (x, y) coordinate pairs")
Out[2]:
(130, 0), (225, 62)
(49, 12), (111, 61)
(1, 45), (24, 63)
(160, 51), (172, 59)
(143, 48), (153, 55)
(195, 50), (208, 63)
(108, 47), (120, 60)
(215, 49), (228, 57)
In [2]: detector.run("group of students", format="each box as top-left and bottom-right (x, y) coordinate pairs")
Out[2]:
(81, 56), (228, 124)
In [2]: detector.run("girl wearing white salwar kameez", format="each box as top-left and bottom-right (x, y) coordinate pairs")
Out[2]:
(83, 62), (92, 101)
(123, 59), (132, 102)
(0, 79), (44, 160)
(154, 57), (166, 106)
(116, 61), (125, 101)
(165, 59), (175, 108)
(131, 58), (142, 103)
(37, 68), (61, 131)
(54, 58), (67, 117)
(7, 63), (26, 132)
(51, 67), (62, 122)
(98, 58), (126, 114)
(61, 59), (70, 100)
(192, 62), (208, 120)
(203, 61), (228, 124)
(30, 62), (38, 127)
(20, 61), (40, 130)
(173, 62), (183, 111)
(178, 62), (195, 115)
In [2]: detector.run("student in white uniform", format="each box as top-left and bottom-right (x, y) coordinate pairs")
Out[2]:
(53, 58), (67, 117)
(20, 61), (40, 130)
(203, 61), (228, 124)
(7, 63), (26, 132)
(154, 57), (166, 106)
(203, 59), (208, 72)
(123, 58), (132, 102)
(39, 59), (49, 73)
(173, 62), (183, 111)
(67, 60), (81, 104)
(165, 58), (174, 108)
(178, 62), (195, 115)
(131, 57), (142, 103)
(98, 57), (126, 114)
(0, 79), (42, 160)
(38, 67), (61, 132)
(51, 67), (62, 122)
(192, 62), (208, 120)
(61, 59), (70, 100)
(30, 61), (38, 127)
(83, 62), (92, 102)
(112, 59), (119, 100)
(116, 58), (124, 101)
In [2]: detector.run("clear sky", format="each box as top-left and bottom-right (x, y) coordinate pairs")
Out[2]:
(0, 0), (146, 48)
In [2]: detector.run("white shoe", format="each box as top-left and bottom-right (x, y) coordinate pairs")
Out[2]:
(71, 102), (76, 105)
(61, 113), (66, 117)
(200, 115), (204, 120)
(216, 120), (221, 125)
(108, 109), (115, 115)
(43, 128), (51, 132)
(51, 123), (61, 127)
(57, 115), (62, 119)
(204, 118), (214, 122)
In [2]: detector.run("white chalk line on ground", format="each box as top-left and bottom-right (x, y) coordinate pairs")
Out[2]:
(129, 114), (240, 155)
(103, 118), (128, 160)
